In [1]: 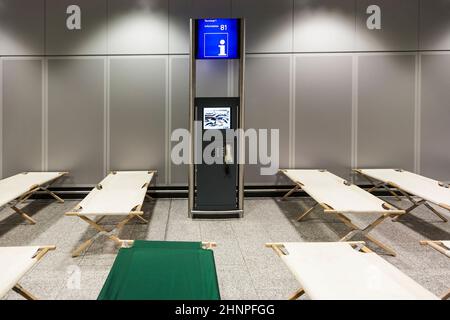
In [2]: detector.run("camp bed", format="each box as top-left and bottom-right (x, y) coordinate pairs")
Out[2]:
(420, 240), (450, 299)
(0, 172), (67, 224)
(0, 245), (55, 300)
(66, 170), (156, 257)
(280, 169), (405, 256)
(266, 241), (439, 300)
(97, 240), (220, 300)
(354, 169), (449, 222)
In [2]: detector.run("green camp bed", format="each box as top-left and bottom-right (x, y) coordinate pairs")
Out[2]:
(98, 240), (221, 300)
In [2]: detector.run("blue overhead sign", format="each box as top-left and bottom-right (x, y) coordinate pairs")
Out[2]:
(196, 19), (240, 59)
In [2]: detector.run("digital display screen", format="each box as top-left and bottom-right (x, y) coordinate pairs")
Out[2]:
(203, 107), (231, 129)
(196, 19), (240, 59)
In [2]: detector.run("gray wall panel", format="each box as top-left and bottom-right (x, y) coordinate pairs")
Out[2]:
(232, 0), (292, 53)
(420, 0), (450, 50)
(108, 0), (168, 54)
(244, 56), (291, 184)
(357, 55), (416, 171)
(196, 60), (229, 97)
(356, 0), (419, 51)
(170, 56), (189, 184)
(0, 0), (45, 55)
(46, 0), (108, 55)
(109, 57), (167, 184)
(420, 54), (450, 180)
(48, 59), (104, 185)
(294, 0), (355, 52)
(2, 60), (42, 177)
(295, 55), (352, 179)
(169, 0), (232, 54)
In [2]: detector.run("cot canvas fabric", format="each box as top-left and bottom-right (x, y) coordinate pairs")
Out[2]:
(98, 241), (221, 300)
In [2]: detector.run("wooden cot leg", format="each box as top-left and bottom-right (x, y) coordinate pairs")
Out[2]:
(282, 185), (300, 200)
(288, 288), (305, 300)
(296, 203), (318, 222)
(95, 216), (106, 224)
(423, 203), (448, 222)
(12, 284), (37, 300)
(145, 194), (154, 201)
(441, 289), (450, 300)
(339, 230), (360, 242)
(40, 187), (64, 203)
(133, 214), (149, 224)
(364, 234), (396, 257)
(72, 238), (95, 257)
(11, 206), (36, 224)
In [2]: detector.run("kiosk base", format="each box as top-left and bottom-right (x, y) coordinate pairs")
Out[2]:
(190, 210), (243, 219)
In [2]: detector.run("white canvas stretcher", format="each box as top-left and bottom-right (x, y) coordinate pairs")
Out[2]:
(280, 169), (405, 256)
(66, 171), (156, 257)
(266, 242), (439, 300)
(0, 172), (67, 224)
(354, 169), (450, 222)
(0, 245), (55, 300)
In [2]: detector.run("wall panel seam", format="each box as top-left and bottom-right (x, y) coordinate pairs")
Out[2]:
(165, 56), (170, 185)
(351, 54), (358, 179)
(104, 56), (110, 175)
(43, 58), (48, 171)
(414, 53), (422, 174)
(166, 56), (172, 184)
(290, 54), (295, 169)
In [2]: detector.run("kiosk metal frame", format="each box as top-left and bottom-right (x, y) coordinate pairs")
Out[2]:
(188, 18), (245, 218)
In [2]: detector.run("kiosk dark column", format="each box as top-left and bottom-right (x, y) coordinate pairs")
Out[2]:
(188, 18), (245, 218)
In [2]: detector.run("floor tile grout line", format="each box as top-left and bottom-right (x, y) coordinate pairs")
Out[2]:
(229, 221), (260, 298)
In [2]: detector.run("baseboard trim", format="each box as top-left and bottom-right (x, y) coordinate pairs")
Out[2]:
(29, 185), (397, 200)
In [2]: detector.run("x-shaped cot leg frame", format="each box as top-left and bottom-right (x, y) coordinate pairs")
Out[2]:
(283, 183), (399, 255)
(9, 184), (65, 225)
(283, 184), (318, 222)
(69, 212), (148, 257)
(390, 188), (448, 222)
(335, 212), (398, 256)
(355, 171), (448, 223)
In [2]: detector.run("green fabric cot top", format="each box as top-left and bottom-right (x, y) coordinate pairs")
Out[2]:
(97, 240), (221, 300)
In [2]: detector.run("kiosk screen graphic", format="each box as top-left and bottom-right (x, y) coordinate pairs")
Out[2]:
(203, 107), (231, 130)
(196, 19), (240, 59)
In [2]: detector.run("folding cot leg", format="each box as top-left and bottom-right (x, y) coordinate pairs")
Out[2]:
(133, 214), (149, 224)
(442, 289), (450, 300)
(337, 213), (397, 256)
(11, 206), (37, 224)
(296, 203), (318, 222)
(360, 173), (402, 201)
(392, 196), (425, 222)
(364, 234), (396, 257)
(423, 203), (448, 222)
(71, 215), (124, 257)
(12, 284), (37, 300)
(71, 238), (95, 258)
(282, 185), (300, 200)
(288, 288), (305, 300)
(40, 186), (64, 203)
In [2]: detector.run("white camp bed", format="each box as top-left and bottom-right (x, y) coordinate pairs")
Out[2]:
(280, 169), (405, 256)
(0, 172), (67, 224)
(420, 240), (450, 299)
(354, 169), (449, 222)
(0, 245), (55, 300)
(266, 242), (439, 300)
(66, 171), (156, 257)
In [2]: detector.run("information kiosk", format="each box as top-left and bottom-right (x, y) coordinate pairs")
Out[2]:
(188, 18), (245, 218)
